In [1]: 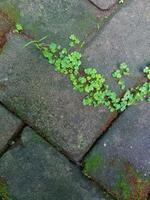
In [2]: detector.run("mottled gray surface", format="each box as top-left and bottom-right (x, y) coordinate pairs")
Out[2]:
(83, 102), (150, 199)
(0, 104), (22, 152)
(89, 0), (116, 10)
(84, 0), (150, 92)
(0, 0), (120, 162)
(0, 34), (116, 161)
(0, 0), (150, 198)
(0, 0), (101, 46)
(0, 127), (113, 200)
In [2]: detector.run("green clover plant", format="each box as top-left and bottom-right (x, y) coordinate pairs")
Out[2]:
(23, 31), (150, 113)
(112, 63), (130, 90)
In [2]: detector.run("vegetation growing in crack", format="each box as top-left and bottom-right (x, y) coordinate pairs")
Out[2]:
(118, 0), (124, 4)
(112, 63), (129, 90)
(83, 154), (103, 175)
(13, 23), (23, 33)
(18, 28), (150, 112)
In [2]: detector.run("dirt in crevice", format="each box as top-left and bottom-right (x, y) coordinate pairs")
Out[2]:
(0, 10), (15, 51)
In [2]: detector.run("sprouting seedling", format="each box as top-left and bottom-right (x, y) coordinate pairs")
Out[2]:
(14, 23), (23, 33)
(143, 66), (150, 80)
(118, 0), (124, 4)
(112, 63), (130, 90)
(24, 36), (48, 48)
(69, 34), (80, 47)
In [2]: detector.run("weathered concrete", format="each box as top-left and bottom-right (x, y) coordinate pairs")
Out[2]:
(0, 34), (116, 161)
(0, 127), (113, 200)
(83, 101), (150, 200)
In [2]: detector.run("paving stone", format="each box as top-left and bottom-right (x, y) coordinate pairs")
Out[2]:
(89, 0), (116, 10)
(0, 34), (116, 161)
(0, 0), (102, 46)
(0, 127), (113, 200)
(83, 101), (150, 200)
(0, 104), (22, 152)
(84, 0), (150, 92)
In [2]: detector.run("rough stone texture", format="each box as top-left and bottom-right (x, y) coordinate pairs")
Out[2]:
(0, 0), (119, 162)
(89, 0), (116, 10)
(84, 0), (150, 93)
(0, 127), (113, 200)
(83, 101), (150, 200)
(0, 0), (102, 46)
(0, 104), (22, 152)
(0, 34), (116, 161)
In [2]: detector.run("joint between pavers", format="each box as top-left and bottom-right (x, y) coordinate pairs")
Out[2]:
(83, 171), (117, 200)
(0, 102), (83, 165)
(88, 0), (117, 11)
(0, 102), (23, 122)
(0, 123), (26, 158)
(83, 0), (129, 51)
(31, 127), (83, 167)
(81, 112), (119, 163)
(80, 73), (148, 163)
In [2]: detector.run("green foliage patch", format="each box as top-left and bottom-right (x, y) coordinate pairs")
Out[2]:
(0, 179), (12, 200)
(13, 23), (23, 33)
(83, 154), (103, 175)
(112, 63), (129, 90)
(118, 0), (124, 4)
(23, 32), (150, 112)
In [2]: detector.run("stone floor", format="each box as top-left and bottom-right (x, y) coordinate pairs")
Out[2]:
(0, 0), (149, 199)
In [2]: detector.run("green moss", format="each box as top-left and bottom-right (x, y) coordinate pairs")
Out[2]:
(0, 179), (12, 200)
(116, 174), (131, 200)
(0, 2), (20, 24)
(116, 164), (150, 200)
(83, 154), (103, 175)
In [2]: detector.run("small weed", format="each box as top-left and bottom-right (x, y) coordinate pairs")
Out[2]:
(69, 34), (80, 47)
(112, 63), (130, 90)
(118, 0), (124, 4)
(13, 23), (23, 33)
(143, 66), (150, 80)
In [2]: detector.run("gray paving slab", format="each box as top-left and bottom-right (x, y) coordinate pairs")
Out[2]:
(83, 101), (150, 200)
(0, 127), (113, 200)
(0, 34), (116, 161)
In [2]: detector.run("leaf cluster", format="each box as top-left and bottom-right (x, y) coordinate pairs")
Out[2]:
(112, 63), (129, 90)
(25, 34), (150, 112)
(13, 23), (23, 33)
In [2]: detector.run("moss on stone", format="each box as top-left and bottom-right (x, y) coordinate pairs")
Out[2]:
(0, 2), (20, 25)
(83, 154), (103, 175)
(116, 174), (131, 200)
(0, 178), (12, 200)
(116, 163), (150, 200)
